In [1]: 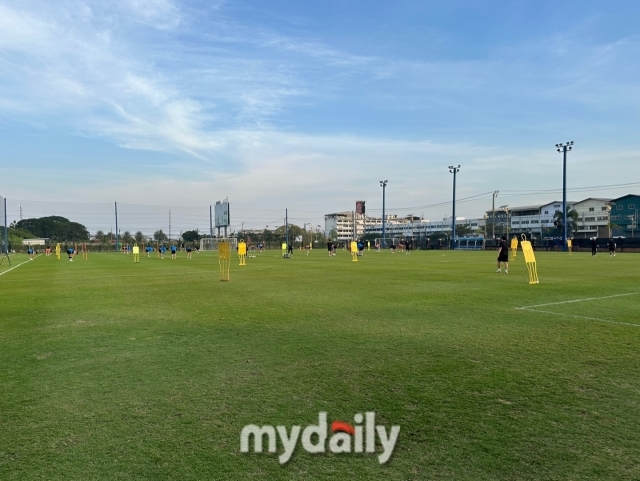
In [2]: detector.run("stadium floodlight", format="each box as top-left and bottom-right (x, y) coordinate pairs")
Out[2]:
(380, 181), (388, 248)
(556, 142), (574, 251)
(500, 205), (510, 237)
(448, 166), (461, 250)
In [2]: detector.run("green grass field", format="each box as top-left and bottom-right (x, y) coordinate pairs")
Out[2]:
(1, 248), (639, 480)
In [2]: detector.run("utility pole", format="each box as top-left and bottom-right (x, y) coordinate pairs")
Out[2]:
(114, 202), (119, 252)
(209, 205), (213, 238)
(352, 211), (355, 239)
(380, 180), (388, 247)
(492, 191), (499, 240)
(556, 142), (574, 251)
(449, 165), (460, 250)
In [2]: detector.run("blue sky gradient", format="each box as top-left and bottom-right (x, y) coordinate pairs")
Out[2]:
(1, 0), (639, 231)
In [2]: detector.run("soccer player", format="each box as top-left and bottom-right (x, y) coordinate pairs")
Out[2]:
(591, 237), (598, 257)
(608, 238), (616, 257)
(27, 247), (35, 260)
(66, 247), (75, 262)
(160, 245), (166, 259)
(146, 245), (153, 257)
(195, 244), (200, 254)
(171, 245), (177, 259)
(186, 245), (192, 259)
(405, 238), (411, 254)
(327, 240), (333, 257)
(496, 235), (509, 273)
(45, 245), (51, 256)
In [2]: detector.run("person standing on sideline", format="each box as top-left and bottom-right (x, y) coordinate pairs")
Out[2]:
(591, 237), (598, 257)
(496, 235), (509, 273)
(608, 238), (616, 257)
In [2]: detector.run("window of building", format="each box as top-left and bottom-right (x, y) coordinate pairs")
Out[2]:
(544, 210), (549, 214)
(585, 217), (595, 222)
(601, 207), (607, 211)
(617, 205), (623, 210)
(629, 204), (636, 209)
(589, 207), (594, 212)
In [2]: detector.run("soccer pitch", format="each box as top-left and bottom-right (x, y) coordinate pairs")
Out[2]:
(1, 249), (639, 480)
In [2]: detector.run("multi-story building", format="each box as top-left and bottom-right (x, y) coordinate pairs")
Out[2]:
(324, 211), (367, 240)
(572, 198), (612, 238)
(610, 194), (640, 237)
(487, 201), (577, 238)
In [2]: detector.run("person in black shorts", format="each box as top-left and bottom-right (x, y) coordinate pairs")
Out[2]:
(186, 245), (192, 259)
(591, 237), (598, 257)
(327, 240), (333, 257)
(608, 238), (616, 257)
(496, 235), (509, 273)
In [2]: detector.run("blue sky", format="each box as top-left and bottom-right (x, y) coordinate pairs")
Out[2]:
(1, 0), (639, 232)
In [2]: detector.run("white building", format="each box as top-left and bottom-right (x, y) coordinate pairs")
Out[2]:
(572, 198), (612, 238)
(506, 201), (577, 236)
(22, 238), (49, 246)
(324, 211), (367, 241)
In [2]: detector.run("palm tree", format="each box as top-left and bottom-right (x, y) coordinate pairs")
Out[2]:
(553, 208), (579, 237)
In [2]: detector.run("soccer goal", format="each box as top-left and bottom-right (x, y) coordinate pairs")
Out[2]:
(200, 237), (237, 251)
(374, 237), (400, 248)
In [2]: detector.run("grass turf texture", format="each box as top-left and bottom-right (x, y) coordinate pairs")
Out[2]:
(1, 250), (639, 480)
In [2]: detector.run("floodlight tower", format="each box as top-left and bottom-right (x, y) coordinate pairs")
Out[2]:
(556, 141), (574, 251)
(449, 165), (460, 250)
(500, 205), (510, 238)
(492, 191), (499, 239)
(380, 180), (388, 248)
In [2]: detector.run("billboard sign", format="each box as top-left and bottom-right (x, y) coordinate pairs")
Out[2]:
(215, 200), (230, 228)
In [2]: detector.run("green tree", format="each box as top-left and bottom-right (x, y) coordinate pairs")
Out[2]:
(16, 216), (89, 241)
(182, 230), (201, 242)
(154, 230), (168, 241)
(135, 231), (145, 243)
(6, 227), (36, 251)
(553, 208), (579, 237)
(455, 224), (474, 237)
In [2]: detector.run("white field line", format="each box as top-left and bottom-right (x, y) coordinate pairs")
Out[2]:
(515, 292), (640, 310)
(518, 308), (640, 328)
(0, 255), (40, 277)
(0, 270), (216, 283)
(515, 292), (640, 328)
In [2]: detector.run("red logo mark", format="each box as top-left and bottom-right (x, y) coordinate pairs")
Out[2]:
(331, 420), (355, 436)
